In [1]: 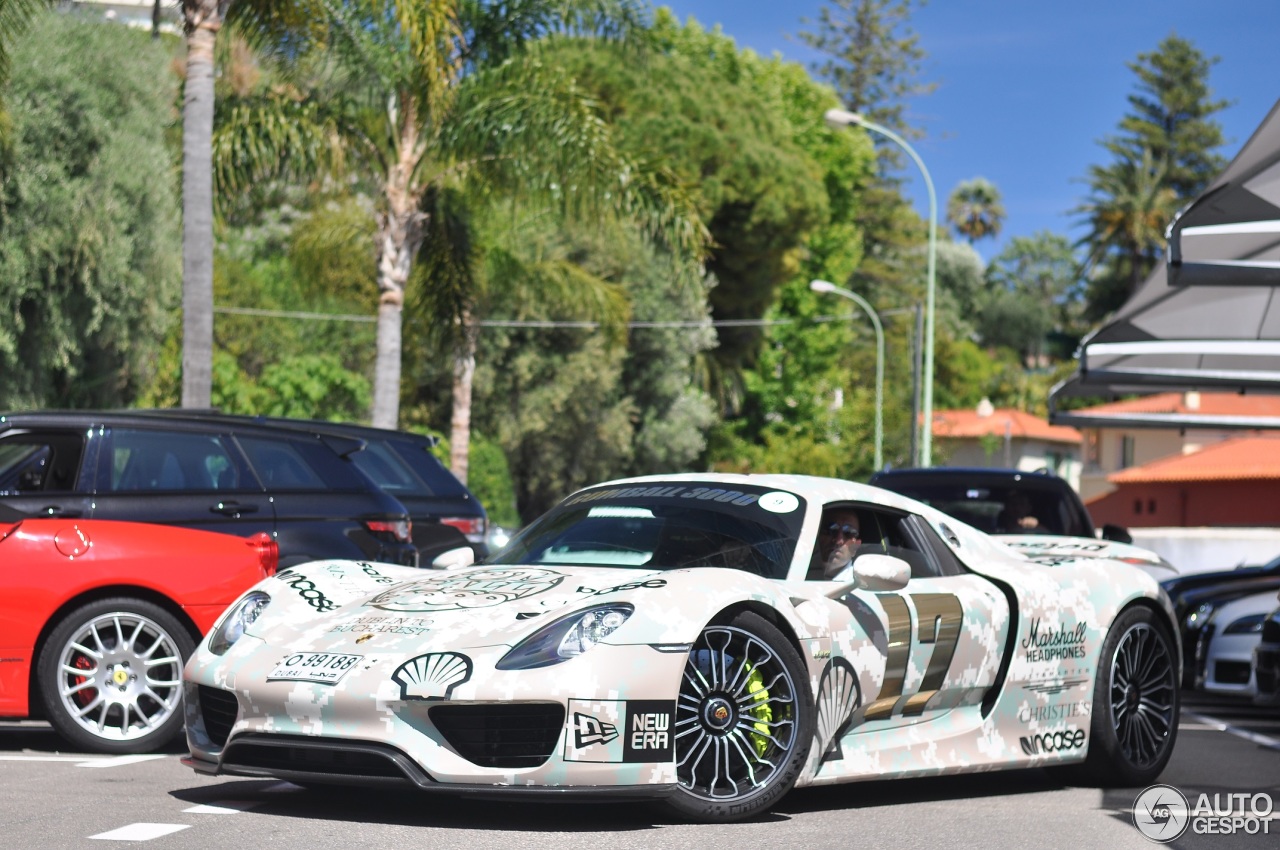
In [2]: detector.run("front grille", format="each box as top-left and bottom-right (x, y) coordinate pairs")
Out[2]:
(198, 686), (239, 747)
(1213, 660), (1251, 685)
(221, 734), (423, 785)
(1262, 618), (1280, 644)
(430, 703), (565, 768)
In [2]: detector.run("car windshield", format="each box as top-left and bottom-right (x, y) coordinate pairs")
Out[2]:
(486, 482), (806, 579)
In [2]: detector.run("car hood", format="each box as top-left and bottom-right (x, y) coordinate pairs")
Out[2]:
(247, 562), (765, 658)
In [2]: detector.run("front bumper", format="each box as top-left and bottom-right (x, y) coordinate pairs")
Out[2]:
(184, 640), (687, 792)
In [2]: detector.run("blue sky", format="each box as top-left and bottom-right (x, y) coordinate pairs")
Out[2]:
(656, 1), (1280, 262)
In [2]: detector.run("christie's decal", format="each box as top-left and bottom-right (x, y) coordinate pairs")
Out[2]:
(1021, 618), (1087, 662)
(1018, 700), (1090, 724)
(562, 485), (763, 508)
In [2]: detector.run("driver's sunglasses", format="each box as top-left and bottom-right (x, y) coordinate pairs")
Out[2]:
(825, 523), (860, 539)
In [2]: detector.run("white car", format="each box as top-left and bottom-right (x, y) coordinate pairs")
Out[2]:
(182, 474), (1182, 822)
(1195, 589), (1280, 697)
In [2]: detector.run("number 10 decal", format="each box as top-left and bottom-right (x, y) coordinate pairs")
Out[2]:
(863, 593), (963, 721)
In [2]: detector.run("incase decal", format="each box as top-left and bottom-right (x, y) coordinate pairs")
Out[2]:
(1019, 727), (1086, 755)
(275, 570), (337, 612)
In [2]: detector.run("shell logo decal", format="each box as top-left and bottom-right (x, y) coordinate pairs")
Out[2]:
(392, 652), (472, 701)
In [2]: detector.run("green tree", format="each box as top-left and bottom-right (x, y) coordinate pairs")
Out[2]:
(1076, 147), (1180, 318)
(980, 231), (1083, 366)
(215, 0), (702, 485)
(0, 11), (180, 408)
(796, 0), (934, 378)
(553, 16), (836, 408)
(1111, 33), (1229, 199)
(1077, 34), (1227, 319)
(798, 0), (934, 157)
(0, 0), (51, 179)
(946, 177), (1005, 244)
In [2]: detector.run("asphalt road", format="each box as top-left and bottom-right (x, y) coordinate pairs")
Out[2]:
(2, 691), (1276, 850)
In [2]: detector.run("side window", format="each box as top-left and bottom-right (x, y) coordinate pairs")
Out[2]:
(237, 435), (331, 491)
(0, 433), (85, 494)
(808, 504), (932, 580)
(106, 428), (237, 492)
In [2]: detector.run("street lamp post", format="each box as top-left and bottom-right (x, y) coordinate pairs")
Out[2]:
(810, 279), (883, 471)
(824, 107), (938, 467)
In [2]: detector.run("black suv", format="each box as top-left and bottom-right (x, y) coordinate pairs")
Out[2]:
(0, 410), (418, 568)
(869, 467), (1132, 542)
(219, 416), (488, 563)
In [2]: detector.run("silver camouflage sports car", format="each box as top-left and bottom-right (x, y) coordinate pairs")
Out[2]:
(183, 474), (1182, 822)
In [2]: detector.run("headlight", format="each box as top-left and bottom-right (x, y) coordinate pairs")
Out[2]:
(1224, 613), (1267, 635)
(496, 605), (633, 670)
(208, 591), (272, 655)
(1185, 602), (1215, 631)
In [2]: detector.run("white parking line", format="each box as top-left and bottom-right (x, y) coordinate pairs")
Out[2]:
(1183, 709), (1280, 751)
(90, 823), (189, 841)
(183, 801), (260, 814)
(77, 755), (168, 769)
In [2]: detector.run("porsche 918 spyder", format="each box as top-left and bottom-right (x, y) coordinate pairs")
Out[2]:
(183, 474), (1181, 822)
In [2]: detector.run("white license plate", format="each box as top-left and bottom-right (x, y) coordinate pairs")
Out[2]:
(266, 652), (363, 684)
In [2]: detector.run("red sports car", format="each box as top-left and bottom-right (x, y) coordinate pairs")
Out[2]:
(0, 503), (277, 753)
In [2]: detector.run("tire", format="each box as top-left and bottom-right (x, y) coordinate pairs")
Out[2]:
(1074, 605), (1180, 786)
(36, 598), (195, 754)
(665, 611), (814, 822)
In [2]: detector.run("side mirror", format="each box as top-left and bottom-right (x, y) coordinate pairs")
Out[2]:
(430, 546), (476, 570)
(1101, 523), (1133, 545)
(852, 554), (911, 591)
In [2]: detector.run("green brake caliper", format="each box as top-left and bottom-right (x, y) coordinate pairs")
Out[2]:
(743, 663), (772, 758)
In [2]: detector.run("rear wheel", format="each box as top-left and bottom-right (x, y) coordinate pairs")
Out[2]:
(1074, 606), (1179, 785)
(37, 598), (194, 754)
(665, 611), (813, 822)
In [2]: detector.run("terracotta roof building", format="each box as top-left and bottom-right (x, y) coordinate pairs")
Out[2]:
(931, 399), (1082, 490)
(1087, 435), (1280, 528)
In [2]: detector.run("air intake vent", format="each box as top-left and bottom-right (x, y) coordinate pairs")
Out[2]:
(430, 703), (565, 768)
(197, 686), (239, 747)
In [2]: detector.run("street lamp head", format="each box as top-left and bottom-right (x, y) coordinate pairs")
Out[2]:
(825, 108), (865, 130)
(809, 279), (837, 294)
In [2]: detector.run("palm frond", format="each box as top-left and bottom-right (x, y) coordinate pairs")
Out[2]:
(212, 92), (359, 208)
(459, 0), (649, 66)
(442, 57), (707, 257)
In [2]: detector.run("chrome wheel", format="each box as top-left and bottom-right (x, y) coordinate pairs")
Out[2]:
(38, 599), (193, 753)
(1109, 622), (1177, 769)
(675, 623), (801, 803)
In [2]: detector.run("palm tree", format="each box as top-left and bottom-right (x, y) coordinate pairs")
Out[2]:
(946, 177), (1005, 244)
(215, 1), (703, 476)
(178, 1), (321, 409)
(1075, 147), (1179, 314)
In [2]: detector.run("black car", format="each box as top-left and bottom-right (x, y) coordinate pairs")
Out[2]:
(869, 467), (1132, 542)
(0, 410), (418, 568)
(257, 417), (488, 563)
(1160, 554), (1280, 684)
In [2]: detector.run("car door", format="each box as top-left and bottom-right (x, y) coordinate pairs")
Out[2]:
(0, 427), (95, 519)
(820, 503), (1010, 731)
(91, 425), (275, 536)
